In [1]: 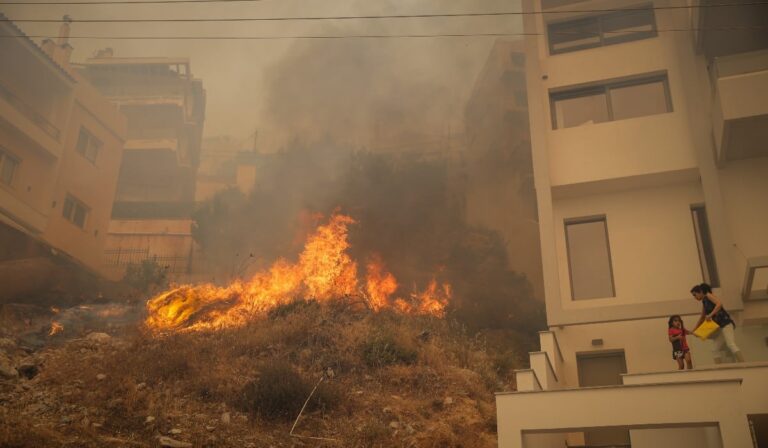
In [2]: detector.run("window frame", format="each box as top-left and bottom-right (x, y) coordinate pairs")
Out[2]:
(75, 127), (101, 164)
(62, 194), (90, 229)
(547, 5), (658, 55)
(0, 148), (20, 187)
(564, 215), (617, 300)
(690, 204), (720, 288)
(550, 74), (673, 129)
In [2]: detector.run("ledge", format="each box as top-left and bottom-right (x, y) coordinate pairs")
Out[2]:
(495, 378), (742, 396)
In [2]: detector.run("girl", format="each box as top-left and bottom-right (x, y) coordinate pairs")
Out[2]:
(691, 283), (745, 363)
(668, 315), (693, 370)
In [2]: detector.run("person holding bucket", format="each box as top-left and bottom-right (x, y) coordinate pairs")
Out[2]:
(691, 283), (745, 363)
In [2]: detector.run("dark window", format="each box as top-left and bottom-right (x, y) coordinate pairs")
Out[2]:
(0, 149), (19, 186)
(63, 195), (89, 229)
(691, 205), (720, 287)
(548, 6), (657, 54)
(76, 127), (101, 163)
(551, 74), (672, 129)
(565, 216), (615, 300)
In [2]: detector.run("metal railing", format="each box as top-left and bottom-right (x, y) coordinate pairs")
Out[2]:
(0, 81), (60, 140)
(104, 247), (190, 274)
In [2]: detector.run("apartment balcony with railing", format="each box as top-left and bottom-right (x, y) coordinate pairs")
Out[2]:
(710, 49), (768, 165)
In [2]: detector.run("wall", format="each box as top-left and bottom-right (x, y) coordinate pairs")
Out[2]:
(552, 318), (768, 389)
(553, 181), (705, 307)
(44, 84), (125, 276)
(718, 157), (768, 260)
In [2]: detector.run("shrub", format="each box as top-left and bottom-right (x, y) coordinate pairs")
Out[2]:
(237, 362), (338, 421)
(124, 259), (168, 293)
(360, 330), (418, 368)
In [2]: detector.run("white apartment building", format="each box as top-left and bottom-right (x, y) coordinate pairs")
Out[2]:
(496, 1), (768, 447)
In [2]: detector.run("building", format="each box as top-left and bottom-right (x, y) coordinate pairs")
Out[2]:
(0, 15), (126, 298)
(77, 54), (205, 279)
(495, 1), (768, 447)
(464, 38), (543, 300)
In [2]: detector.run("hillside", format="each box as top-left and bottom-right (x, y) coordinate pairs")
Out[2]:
(0, 299), (529, 448)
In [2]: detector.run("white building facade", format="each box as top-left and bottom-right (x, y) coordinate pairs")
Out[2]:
(496, 0), (768, 447)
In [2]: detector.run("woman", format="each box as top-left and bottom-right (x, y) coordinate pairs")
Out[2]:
(691, 283), (744, 363)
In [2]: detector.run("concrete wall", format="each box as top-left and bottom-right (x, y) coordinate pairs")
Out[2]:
(553, 181), (705, 306)
(551, 318), (768, 388)
(44, 87), (125, 276)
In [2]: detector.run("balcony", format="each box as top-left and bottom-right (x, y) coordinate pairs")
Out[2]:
(711, 50), (768, 164)
(695, 0), (768, 60)
(0, 81), (62, 159)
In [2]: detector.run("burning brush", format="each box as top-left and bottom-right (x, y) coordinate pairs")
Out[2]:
(145, 213), (451, 333)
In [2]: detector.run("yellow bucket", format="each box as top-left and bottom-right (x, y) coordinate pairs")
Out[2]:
(693, 320), (720, 340)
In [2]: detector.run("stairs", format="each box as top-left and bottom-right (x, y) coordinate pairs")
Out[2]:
(514, 330), (565, 392)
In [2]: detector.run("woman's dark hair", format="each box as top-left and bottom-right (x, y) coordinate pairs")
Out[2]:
(668, 315), (683, 328)
(690, 283), (713, 295)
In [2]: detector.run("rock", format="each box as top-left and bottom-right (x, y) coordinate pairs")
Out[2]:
(220, 412), (230, 425)
(92, 423), (102, 429)
(96, 373), (106, 381)
(145, 416), (155, 424)
(382, 407), (392, 414)
(136, 382), (146, 391)
(389, 421), (400, 430)
(325, 367), (335, 379)
(443, 396), (454, 406)
(85, 332), (111, 344)
(158, 436), (192, 448)
(0, 354), (18, 379)
(60, 415), (72, 424)
(206, 426), (215, 432)
(169, 428), (182, 435)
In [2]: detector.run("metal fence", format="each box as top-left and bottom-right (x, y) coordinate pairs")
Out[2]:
(104, 248), (190, 274)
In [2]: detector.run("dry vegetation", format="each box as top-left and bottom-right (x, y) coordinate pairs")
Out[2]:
(0, 299), (532, 447)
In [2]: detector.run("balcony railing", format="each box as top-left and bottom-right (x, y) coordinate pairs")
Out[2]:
(0, 81), (60, 140)
(104, 248), (190, 274)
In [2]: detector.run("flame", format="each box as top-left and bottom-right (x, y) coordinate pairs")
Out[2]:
(49, 321), (63, 336)
(145, 213), (449, 333)
(365, 256), (398, 312)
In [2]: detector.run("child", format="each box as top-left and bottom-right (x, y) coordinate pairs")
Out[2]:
(668, 315), (693, 370)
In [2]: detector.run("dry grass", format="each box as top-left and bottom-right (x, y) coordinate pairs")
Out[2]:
(0, 299), (529, 447)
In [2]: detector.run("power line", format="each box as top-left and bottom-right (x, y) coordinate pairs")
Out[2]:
(3, 27), (765, 40)
(1, 0), (766, 13)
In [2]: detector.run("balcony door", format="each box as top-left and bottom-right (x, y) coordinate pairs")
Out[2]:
(577, 351), (631, 446)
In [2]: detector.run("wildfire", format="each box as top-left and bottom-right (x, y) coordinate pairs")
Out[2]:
(145, 213), (451, 333)
(49, 321), (63, 336)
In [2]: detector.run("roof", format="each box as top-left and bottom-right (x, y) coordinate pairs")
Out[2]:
(0, 13), (77, 83)
(82, 57), (190, 66)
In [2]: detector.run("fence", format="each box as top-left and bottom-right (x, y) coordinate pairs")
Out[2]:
(104, 247), (190, 274)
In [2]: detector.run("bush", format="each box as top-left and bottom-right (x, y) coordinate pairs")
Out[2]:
(360, 330), (418, 368)
(124, 259), (168, 293)
(238, 362), (338, 421)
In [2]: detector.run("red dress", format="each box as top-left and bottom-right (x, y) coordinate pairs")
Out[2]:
(669, 327), (689, 359)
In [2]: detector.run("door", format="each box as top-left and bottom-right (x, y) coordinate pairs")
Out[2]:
(577, 351), (631, 446)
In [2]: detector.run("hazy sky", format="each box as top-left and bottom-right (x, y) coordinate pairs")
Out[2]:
(2, 0), (523, 147)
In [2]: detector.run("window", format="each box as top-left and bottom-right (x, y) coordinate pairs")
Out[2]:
(551, 75), (672, 129)
(76, 127), (101, 163)
(548, 6), (657, 54)
(691, 205), (720, 287)
(501, 70), (526, 88)
(0, 149), (19, 186)
(63, 195), (89, 229)
(565, 216), (615, 300)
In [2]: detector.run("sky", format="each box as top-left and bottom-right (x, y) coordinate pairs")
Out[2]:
(2, 0), (524, 148)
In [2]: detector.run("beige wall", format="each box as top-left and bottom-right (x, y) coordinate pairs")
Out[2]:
(553, 181), (705, 307)
(719, 157), (768, 260)
(44, 85), (125, 276)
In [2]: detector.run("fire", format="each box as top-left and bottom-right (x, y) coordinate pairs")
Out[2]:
(49, 321), (63, 336)
(145, 213), (450, 333)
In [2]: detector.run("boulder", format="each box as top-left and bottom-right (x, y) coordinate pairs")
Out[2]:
(158, 436), (192, 448)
